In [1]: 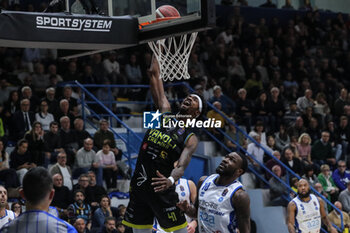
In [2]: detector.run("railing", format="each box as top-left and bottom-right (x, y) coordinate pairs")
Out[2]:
(66, 81), (343, 232)
(188, 81), (344, 232)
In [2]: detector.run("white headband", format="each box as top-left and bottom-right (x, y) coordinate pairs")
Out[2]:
(190, 94), (202, 114)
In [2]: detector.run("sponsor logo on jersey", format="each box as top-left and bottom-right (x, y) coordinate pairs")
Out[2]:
(222, 188), (228, 197)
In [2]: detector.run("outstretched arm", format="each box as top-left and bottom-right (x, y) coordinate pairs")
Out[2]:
(148, 56), (171, 113)
(233, 189), (250, 233)
(151, 135), (198, 192)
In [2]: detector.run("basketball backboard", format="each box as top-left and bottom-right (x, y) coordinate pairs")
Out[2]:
(0, 0), (215, 54)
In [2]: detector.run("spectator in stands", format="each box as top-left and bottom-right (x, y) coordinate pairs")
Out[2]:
(32, 63), (49, 93)
(311, 131), (335, 168)
(99, 217), (118, 233)
(318, 164), (339, 203)
(332, 160), (350, 192)
(274, 124), (290, 151)
(254, 91), (269, 128)
(267, 87), (285, 131)
(269, 165), (288, 206)
(55, 99), (75, 125)
(50, 152), (73, 190)
(51, 173), (72, 219)
(74, 138), (103, 186)
(125, 54), (142, 85)
(247, 134), (264, 167)
(85, 171), (107, 208)
(259, 0), (276, 8)
(94, 119), (118, 155)
(225, 118), (247, 152)
(0, 138), (19, 190)
(339, 182), (350, 214)
(296, 89), (314, 113)
(24, 121), (48, 167)
(297, 133), (312, 165)
(44, 121), (63, 163)
(81, 65), (96, 85)
(236, 88), (253, 131)
(287, 117), (307, 139)
(92, 195), (118, 230)
(243, 71), (263, 99)
(265, 135), (277, 154)
(74, 118), (91, 148)
(3, 90), (20, 127)
(43, 87), (59, 114)
(281, 147), (303, 175)
(313, 92), (330, 125)
(35, 99), (54, 131)
(248, 121), (267, 145)
(283, 102), (300, 127)
(59, 116), (78, 166)
(74, 174), (90, 192)
(47, 64), (63, 82)
(334, 88), (349, 118)
(20, 86), (39, 112)
(206, 101), (226, 143)
(265, 151), (285, 180)
(282, 0), (294, 9)
(10, 98), (35, 141)
(61, 85), (78, 113)
(67, 189), (91, 225)
(328, 201), (350, 229)
(74, 218), (90, 233)
(209, 85), (235, 115)
(11, 202), (22, 217)
(306, 117), (321, 143)
(96, 140), (118, 190)
(64, 61), (79, 82)
(9, 139), (36, 185)
(335, 116), (350, 161)
(302, 165), (318, 187)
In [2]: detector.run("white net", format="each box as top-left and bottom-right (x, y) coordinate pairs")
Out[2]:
(148, 32), (198, 82)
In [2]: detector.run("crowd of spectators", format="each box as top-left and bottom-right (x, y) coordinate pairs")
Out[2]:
(2, 0), (350, 231)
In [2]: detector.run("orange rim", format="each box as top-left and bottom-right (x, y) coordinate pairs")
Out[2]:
(139, 16), (181, 29)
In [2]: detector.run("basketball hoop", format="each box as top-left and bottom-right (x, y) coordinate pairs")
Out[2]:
(146, 18), (198, 82)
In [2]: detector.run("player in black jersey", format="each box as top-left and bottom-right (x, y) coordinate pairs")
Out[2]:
(122, 57), (206, 233)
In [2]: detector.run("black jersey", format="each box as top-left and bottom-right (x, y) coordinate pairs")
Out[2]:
(130, 114), (195, 191)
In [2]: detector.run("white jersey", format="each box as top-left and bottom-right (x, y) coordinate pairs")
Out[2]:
(198, 174), (243, 233)
(292, 194), (321, 233)
(0, 210), (15, 229)
(154, 178), (193, 233)
(0, 210), (77, 233)
(48, 206), (59, 218)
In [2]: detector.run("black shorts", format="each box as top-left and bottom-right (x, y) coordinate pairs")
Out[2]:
(122, 187), (187, 232)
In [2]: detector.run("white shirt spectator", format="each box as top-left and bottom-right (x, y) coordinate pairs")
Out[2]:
(35, 112), (54, 131)
(247, 142), (264, 164)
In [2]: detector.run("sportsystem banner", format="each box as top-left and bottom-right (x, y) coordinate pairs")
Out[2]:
(0, 11), (139, 49)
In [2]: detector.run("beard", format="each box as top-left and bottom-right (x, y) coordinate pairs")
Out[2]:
(298, 189), (311, 198)
(216, 165), (234, 177)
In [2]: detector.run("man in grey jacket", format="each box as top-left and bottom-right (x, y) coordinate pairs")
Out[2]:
(50, 152), (73, 190)
(339, 181), (350, 214)
(73, 138), (103, 186)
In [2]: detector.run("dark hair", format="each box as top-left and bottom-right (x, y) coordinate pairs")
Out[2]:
(237, 152), (248, 175)
(49, 121), (59, 127)
(23, 167), (53, 205)
(17, 139), (28, 148)
(0, 138), (6, 161)
(104, 217), (116, 224)
(103, 139), (111, 147)
(99, 195), (111, 204)
(74, 189), (85, 198)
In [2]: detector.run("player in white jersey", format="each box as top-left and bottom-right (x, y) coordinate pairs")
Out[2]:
(154, 178), (197, 233)
(287, 179), (337, 233)
(0, 186), (16, 229)
(0, 167), (77, 233)
(178, 152), (251, 233)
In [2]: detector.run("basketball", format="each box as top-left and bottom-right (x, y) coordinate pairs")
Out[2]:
(156, 5), (180, 19)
